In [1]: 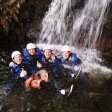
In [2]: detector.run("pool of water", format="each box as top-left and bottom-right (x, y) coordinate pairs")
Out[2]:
(0, 50), (112, 112)
(0, 70), (112, 112)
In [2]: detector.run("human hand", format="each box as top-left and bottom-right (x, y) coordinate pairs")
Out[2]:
(51, 54), (56, 61)
(9, 61), (15, 67)
(20, 68), (27, 77)
(37, 61), (42, 68)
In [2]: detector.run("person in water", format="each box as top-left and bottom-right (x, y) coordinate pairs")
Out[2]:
(4, 51), (34, 94)
(41, 45), (62, 79)
(5, 50), (46, 94)
(21, 43), (43, 74)
(58, 45), (82, 71)
(41, 45), (57, 69)
(31, 69), (74, 96)
(4, 46), (80, 95)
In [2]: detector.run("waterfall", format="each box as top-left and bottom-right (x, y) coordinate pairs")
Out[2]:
(37, 0), (112, 74)
(39, 0), (71, 44)
(70, 0), (109, 48)
(39, 0), (110, 48)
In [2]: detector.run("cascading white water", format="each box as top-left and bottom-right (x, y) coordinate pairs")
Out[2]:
(39, 0), (71, 44)
(37, 0), (112, 74)
(39, 0), (110, 48)
(70, 0), (109, 48)
(37, 43), (112, 75)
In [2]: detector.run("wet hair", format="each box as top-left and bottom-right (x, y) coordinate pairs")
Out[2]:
(40, 80), (48, 89)
(34, 69), (48, 79)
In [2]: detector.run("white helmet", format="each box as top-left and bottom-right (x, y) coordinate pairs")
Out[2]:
(11, 51), (21, 59)
(26, 43), (36, 50)
(61, 46), (71, 52)
(43, 45), (52, 51)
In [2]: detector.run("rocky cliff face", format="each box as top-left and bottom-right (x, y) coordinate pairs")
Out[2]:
(0, 0), (51, 45)
(98, 1), (112, 59)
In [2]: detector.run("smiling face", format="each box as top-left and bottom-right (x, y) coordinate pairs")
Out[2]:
(27, 48), (36, 56)
(31, 79), (41, 89)
(13, 54), (22, 64)
(62, 51), (71, 60)
(44, 49), (52, 59)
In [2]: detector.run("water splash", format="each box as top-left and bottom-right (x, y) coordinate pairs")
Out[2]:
(37, 0), (111, 74)
(36, 44), (112, 75)
(38, 0), (110, 48)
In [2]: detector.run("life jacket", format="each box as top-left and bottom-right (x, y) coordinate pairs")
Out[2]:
(22, 48), (43, 62)
(41, 55), (60, 70)
(9, 62), (30, 82)
(58, 53), (81, 70)
(41, 56), (62, 79)
(22, 48), (43, 74)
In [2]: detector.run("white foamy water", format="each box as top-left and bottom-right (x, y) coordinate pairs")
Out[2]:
(39, 0), (110, 48)
(39, 0), (71, 44)
(36, 44), (112, 75)
(37, 0), (111, 75)
(70, 0), (110, 48)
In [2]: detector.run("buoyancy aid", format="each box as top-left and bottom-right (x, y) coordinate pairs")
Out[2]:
(41, 56), (60, 70)
(58, 53), (81, 67)
(22, 48), (43, 73)
(22, 48), (43, 62)
(41, 56), (62, 79)
(9, 62), (30, 82)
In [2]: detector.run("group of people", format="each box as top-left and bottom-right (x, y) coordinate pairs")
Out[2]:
(4, 43), (82, 96)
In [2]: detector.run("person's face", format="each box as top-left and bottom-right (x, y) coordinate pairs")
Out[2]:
(13, 55), (22, 64)
(62, 51), (71, 60)
(31, 79), (41, 89)
(40, 72), (48, 82)
(27, 48), (36, 55)
(44, 49), (52, 59)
